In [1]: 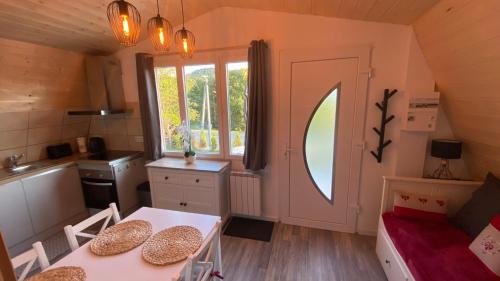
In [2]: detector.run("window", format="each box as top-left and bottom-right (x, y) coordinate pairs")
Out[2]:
(155, 67), (182, 152)
(183, 64), (220, 153)
(154, 52), (248, 159)
(226, 62), (248, 155)
(304, 85), (340, 203)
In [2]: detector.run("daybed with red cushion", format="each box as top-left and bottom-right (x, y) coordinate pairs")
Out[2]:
(376, 176), (500, 281)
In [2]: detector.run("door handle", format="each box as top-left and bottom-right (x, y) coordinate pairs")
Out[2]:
(82, 181), (113, 187)
(284, 144), (295, 157)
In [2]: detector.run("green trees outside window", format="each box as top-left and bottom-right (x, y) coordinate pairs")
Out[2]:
(154, 61), (248, 156)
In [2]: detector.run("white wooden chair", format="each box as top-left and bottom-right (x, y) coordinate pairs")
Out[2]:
(173, 221), (223, 281)
(11, 242), (49, 281)
(64, 203), (121, 251)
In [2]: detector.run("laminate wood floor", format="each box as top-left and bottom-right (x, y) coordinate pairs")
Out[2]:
(221, 223), (387, 281)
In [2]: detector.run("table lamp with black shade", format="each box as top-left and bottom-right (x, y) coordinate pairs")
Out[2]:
(431, 139), (462, 179)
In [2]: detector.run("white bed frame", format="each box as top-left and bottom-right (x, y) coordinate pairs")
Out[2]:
(376, 176), (482, 281)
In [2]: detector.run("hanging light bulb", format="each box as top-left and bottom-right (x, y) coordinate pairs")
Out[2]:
(147, 0), (173, 53)
(121, 14), (130, 36)
(174, 0), (195, 58)
(107, 0), (141, 46)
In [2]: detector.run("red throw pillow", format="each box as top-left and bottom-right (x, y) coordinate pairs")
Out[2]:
(469, 215), (500, 277)
(393, 191), (448, 222)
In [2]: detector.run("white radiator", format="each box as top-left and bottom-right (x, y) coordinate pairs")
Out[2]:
(229, 171), (262, 217)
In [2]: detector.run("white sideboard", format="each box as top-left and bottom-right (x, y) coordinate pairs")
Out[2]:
(146, 158), (231, 222)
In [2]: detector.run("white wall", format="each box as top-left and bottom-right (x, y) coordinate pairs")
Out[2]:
(394, 30), (435, 178)
(114, 7), (437, 234)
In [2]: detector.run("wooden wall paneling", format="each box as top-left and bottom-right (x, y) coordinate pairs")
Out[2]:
(413, 0), (500, 178)
(0, 38), (89, 112)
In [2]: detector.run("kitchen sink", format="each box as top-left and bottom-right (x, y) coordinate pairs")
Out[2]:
(8, 163), (45, 174)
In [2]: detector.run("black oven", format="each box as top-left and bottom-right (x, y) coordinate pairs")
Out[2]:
(81, 178), (120, 210)
(79, 167), (120, 211)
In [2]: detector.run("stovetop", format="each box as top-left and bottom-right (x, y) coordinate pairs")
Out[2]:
(77, 150), (142, 167)
(84, 151), (138, 161)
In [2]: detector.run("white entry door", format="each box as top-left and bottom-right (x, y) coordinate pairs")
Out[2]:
(279, 47), (370, 232)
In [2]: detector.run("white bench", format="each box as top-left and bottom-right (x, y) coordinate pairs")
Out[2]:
(376, 176), (482, 281)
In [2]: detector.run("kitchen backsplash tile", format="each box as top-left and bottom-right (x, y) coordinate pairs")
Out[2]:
(128, 135), (144, 151)
(105, 134), (130, 150)
(28, 126), (62, 145)
(0, 110), (91, 165)
(0, 105), (143, 166)
(105, 118), (127, 135)
(62, 122), (89, 139)
(126, 118), (143, 136)
(88, 111), (144, 152)
(0, 130), (28, 150)
(0, 112), (29, 131)
(26, 141), (61, 162)
(28, 110), (64, 128)
(89, 118), (106, 134)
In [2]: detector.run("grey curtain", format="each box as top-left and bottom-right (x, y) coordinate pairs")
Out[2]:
(244, 40), (268, 170)
(136, 53), (162, 161)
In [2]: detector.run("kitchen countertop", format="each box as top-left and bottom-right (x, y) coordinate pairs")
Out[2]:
(146, 157), (230, 173)
(0, 151), (143, 184)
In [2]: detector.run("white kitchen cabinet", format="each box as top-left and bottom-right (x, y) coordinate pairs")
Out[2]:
(0, 180), (35, 247)
(22, 165), (86, 233)
(114, 157), (147, 214)
(146, 158), (230, 222)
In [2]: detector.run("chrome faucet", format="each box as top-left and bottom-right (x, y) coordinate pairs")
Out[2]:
(7, 153), (24, 169)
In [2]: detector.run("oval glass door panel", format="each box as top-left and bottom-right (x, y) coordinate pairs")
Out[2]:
(304, 85), (340, 203)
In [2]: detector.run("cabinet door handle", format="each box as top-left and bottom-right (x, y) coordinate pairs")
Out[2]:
(184, 202), (188, 206)
(82, 181), (113, 187)
(195, 179), (200, 183)
(179, 202), (183, 206)
(165, 176), (169, 180)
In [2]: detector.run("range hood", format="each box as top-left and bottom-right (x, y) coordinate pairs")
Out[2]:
(68, 56), (129, 116)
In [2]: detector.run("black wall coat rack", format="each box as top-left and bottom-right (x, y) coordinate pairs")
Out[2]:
(371, 89), (397, 163)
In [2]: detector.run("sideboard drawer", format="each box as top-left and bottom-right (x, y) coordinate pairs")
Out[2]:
(150, 169), (183, 184)
(150, 169), (214, 188)
(185, 174), (214, 188)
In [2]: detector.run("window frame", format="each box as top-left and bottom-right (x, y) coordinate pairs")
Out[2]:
(154, 49), (247, 160)
(225, 61), (249, 158)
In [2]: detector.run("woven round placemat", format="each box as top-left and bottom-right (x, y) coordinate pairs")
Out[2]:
(90, 220), (152, 256)
(26, 266), (86, 281)
(142, 225), (203, 265)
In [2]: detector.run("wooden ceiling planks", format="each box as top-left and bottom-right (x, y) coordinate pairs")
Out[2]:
(0, 0), (439, 54)
(413, 0), (500, 179)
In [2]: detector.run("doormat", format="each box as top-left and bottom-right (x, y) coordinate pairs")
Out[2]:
(223, 217), (274, 242)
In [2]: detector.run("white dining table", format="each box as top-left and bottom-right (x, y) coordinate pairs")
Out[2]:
(47, 207), (221, 281)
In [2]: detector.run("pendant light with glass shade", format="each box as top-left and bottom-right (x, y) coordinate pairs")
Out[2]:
(107, 0), (141, 46)
(174, 0), (195, 58)
(147, 0), (173, 53)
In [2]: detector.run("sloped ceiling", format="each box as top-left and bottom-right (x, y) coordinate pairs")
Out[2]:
(413, 0), (500, 179)
(0, 0), (439, 54)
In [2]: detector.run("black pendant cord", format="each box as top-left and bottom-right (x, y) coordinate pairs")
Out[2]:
(156, 0), (160, 15)
(370, 89), (397, 163)
(180, 0), (185, 28)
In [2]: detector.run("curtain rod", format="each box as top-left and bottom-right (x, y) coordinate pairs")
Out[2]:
(153, 44), (250, 57)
